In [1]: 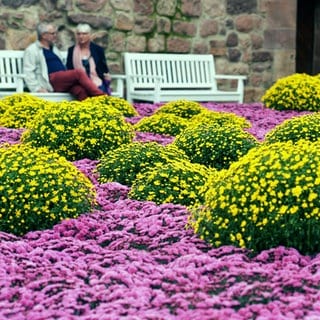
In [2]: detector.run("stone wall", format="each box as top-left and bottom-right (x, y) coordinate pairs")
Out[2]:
(0, 0), (297, 102)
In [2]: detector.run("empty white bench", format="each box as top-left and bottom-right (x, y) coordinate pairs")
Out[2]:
(123, 52), (246, 103)
(0, 50), (125, 101)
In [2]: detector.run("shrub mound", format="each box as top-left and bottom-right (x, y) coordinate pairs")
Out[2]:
(0, 144), (95, 235)
(22, 101), (134, 161)
(261, 73), (320, 111)
(0, 93), (52, 128)
(190, 140), (320, 255)
(154, 99), (206, 119)
(0, 93), (45, 106)
(129, 159), (211, 206)
(173, 123), (259, 169)
(84, 95), (139, 117)
(97, 142), (189, 186)
(134, 113), (189, 136)
(265, 113), (320, 144)
(190, 109), (251, 129)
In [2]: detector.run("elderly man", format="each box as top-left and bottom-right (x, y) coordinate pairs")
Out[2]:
(23, 22), (107, 100)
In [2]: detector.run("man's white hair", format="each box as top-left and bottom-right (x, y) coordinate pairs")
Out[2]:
(37, 22), (56, 39)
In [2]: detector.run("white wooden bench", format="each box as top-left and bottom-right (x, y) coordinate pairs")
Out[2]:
(0, 50), (125, 101)
(123, 52), (246, 103)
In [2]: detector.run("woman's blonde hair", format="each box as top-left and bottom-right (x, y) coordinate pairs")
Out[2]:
(76, 23), (91, 33)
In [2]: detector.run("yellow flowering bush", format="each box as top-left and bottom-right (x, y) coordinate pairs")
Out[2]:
(129, 159), (211, 206)
(0, 144), (95, 236)
(190, 140), (320, 255)
(173, 123), (259, 170)
(134, 113), (189, 136)
(261, 73), (320, 111)
(97, 142), (189, 186)
(154, 100), (206, 119)
(0, 93), (43, 105)
(21, 100), (134, 161)
(265, 113), (320, 144)
(189, 109), (251, 129)
(0, 93), (52, 128)
(84, 95), (139, 117)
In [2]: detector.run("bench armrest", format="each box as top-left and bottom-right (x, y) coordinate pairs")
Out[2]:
(16, 74), (26, 92)
(127, 74), (164, 102)
(112, 74), (126, 80)
(214, 74), (246, 102)
(214, 75), (247, 80)
(0, 73), (25, 92)
(111, 74), (126, 98)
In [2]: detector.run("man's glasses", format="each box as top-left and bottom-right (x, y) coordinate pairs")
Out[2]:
(45, 31), (57, 35)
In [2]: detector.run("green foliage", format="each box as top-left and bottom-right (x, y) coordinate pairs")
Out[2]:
(173, 123), (259, 170)
(0, 144), (95, 236)
(154, 100), (206, 119)
(84, 95), (139, 117)
(21, 100), (134, 161)
(265, 113), (320, 144)
(0, 93), (53, 128)
(0, 101), (8, 115)
(129, 159), (212, 207)
(97, 142), (189, 186)
(261, 73), (320, 111)
(190, 140), (320, 255)
(134, 113), (189, 136)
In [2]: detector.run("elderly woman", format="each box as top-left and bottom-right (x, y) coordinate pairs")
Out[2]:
(66, 23), (111, 94)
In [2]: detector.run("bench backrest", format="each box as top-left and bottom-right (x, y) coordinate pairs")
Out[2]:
(124, 53), (218, 90)
(0, 50), (24, 90)
(0, 50), (67, 91)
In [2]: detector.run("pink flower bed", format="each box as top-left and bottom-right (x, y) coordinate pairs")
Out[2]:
(0, 103), (319, 319)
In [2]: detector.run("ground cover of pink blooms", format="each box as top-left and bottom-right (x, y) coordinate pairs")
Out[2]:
(1, 102), (320, 320)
